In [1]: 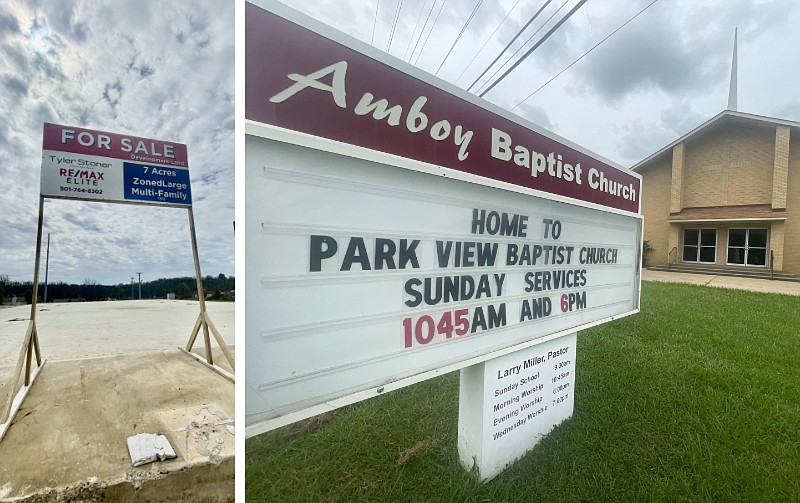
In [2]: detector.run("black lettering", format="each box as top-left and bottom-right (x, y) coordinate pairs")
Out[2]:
(436, 241), (453, 267)
(404, 278), (422, 307)
(486, 211), (500, 234)
(475, 274), (491, 299)
(532, 244), (542, 265)
(471, 208), (486, 234)
(477, 242), (498, 267)
(340, 237), (371, 271)
(555, 246), (565, 265)
(424, 277), (442, 305)
(538, 297), (552, 317)
(553, 270), (563, 289)
(374, 238), (396, 270)
(488, 303), (506, 328)
(494, 273), (505, 296)
(506, 244), (519, 265)
(472, 307), (487, 333)
(443, 276), (459, 303)
(462, 241), (476, 266)
(399, 239), (420, 268)
(500, 213), (522, 237)
(542, 271), (552, 290)
(518, 244), (531, 265)
(460, 275), (475, 300)
(524, 272), (534, 293)
(576, 291), (587, 309)
(310, 235), (337, 272)
(520, 299), (532, 321)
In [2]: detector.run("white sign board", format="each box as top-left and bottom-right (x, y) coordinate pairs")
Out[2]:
(458, 333), (577, 481)
(245, 133), (640, 433)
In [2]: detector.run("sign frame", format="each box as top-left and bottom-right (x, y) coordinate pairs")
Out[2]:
(244, 0), (643, 438)
(0, 123), (235, 444)
(245, 124), (642, 437)
(40, 122), (193, 208)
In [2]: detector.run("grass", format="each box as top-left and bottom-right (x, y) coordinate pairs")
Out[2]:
(246, 281), (800, 502)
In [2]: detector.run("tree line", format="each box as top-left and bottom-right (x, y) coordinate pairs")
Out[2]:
(0, 273), (234, 303)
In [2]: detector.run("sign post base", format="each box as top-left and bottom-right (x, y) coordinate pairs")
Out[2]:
(458, 333), (577, 482)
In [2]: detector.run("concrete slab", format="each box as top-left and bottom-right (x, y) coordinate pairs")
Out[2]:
(0, 300), (234, 366)
(643, 269), (800, 296)
(0, 301), (234, 502)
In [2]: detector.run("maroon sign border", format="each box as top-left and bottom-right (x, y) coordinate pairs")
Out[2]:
(245, 2), (640, 214)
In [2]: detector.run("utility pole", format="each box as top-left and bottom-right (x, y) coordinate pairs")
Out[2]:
(43, 233), (50, 304)
(131, 277), (134, 300)
(137, 272), (142, 300)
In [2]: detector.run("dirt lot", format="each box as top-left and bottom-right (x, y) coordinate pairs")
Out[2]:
(0, 300), (234, 502)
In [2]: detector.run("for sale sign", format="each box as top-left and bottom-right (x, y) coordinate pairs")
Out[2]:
(40, 123), (191, 206)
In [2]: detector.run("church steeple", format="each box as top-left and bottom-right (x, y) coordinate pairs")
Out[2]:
(727, 28), (738, 111)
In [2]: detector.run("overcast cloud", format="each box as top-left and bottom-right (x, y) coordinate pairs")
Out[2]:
(0, 0), (233, 284)
(7, 0), (795, 283)
(283, 0), (800, 167)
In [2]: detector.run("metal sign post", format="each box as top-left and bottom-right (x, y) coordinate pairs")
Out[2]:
(182, 205), (235, 378)
(1, 196), (46, 436)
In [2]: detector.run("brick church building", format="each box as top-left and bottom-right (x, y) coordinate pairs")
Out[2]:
(633, 111), (799, 276)
(632, 31), (799, 278)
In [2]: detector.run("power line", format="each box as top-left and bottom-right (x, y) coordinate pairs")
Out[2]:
(403, 0), (433, 60)
(412, 0), (448, 65)
(511, 0), (659, 110)
(478, 0), (589, 98)
(466, 0), (553, 92)
(386, 0), (405, 52)
(474, 0), (567, 95)
(435, 0), (485, 76)
(371, 0), (381, 45)
(406, 0), (438, 62)
(455, 0), (524, 85)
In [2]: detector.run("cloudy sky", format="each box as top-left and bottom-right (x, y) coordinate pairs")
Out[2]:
(0, 0), (233, 285)
(281, 0), (800, 167)
(3, 0), (797, 285)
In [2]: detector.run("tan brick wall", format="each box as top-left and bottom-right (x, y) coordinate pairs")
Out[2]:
(772, 126), (790, 209)
(668, 224), (680, 263)
(715, 225), (727, 264)
(683, 126), (775, 208)
(670, 143), (684, 213)
(783, 135), (800, 275)
(640, 157), (672, 266)
(770, 220), (785, 270)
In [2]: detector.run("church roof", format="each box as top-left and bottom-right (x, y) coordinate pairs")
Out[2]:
(631, 110), (800, 172)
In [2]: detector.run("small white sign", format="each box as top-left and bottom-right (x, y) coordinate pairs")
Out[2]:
(458, 333), (577, 481)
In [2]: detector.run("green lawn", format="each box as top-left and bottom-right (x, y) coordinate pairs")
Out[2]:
(246, 281), (800, 502)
